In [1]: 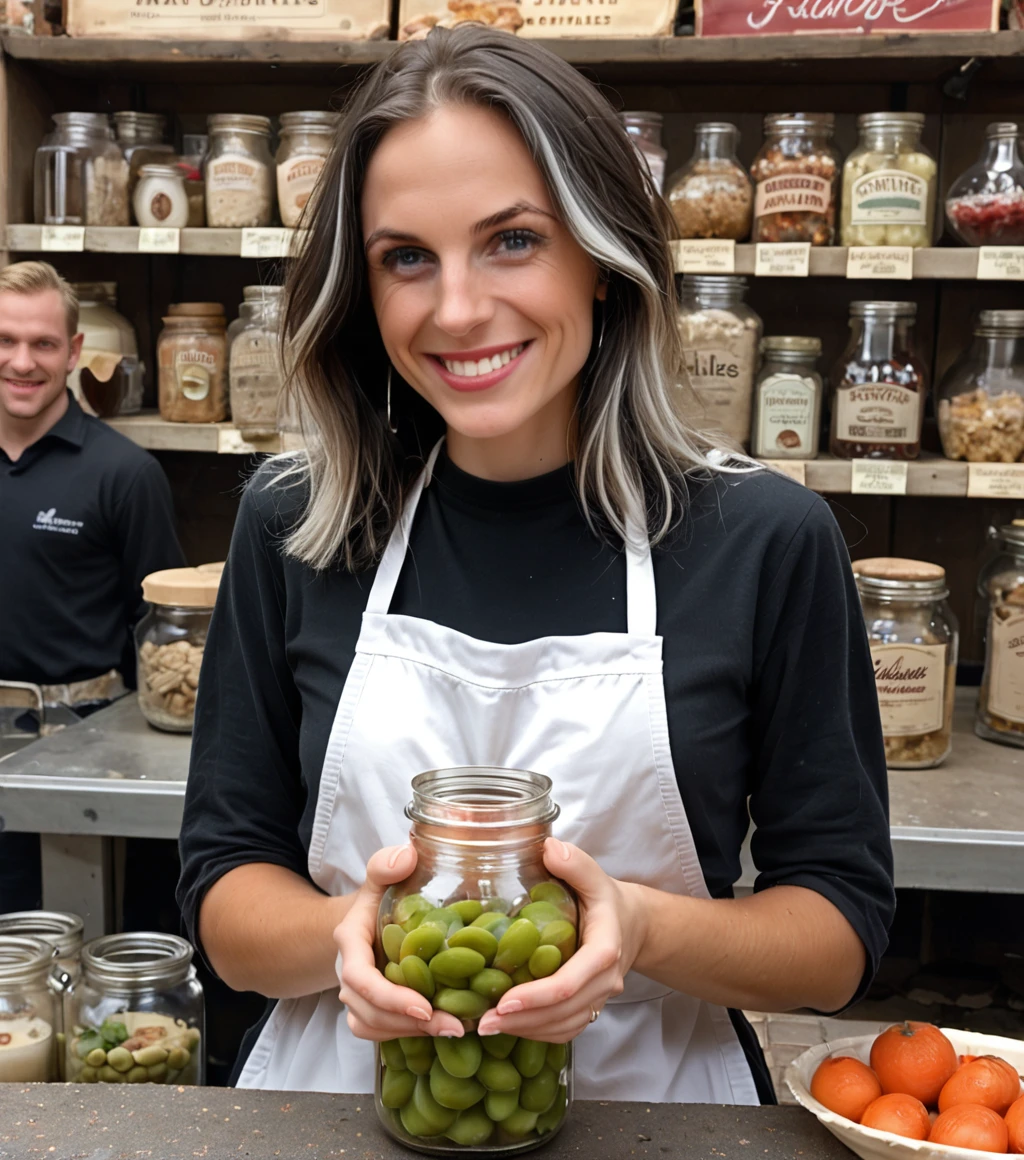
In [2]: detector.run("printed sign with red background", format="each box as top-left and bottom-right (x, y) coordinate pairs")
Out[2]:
(696, 0), (999, 37)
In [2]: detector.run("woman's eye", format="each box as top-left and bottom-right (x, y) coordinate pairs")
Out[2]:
(495, 228), (542, 256)
(383, 247), (429, 272)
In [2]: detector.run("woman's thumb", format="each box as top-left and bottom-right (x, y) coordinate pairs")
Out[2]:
(365, 843), (417, 889)
(542, 837), (601, 894)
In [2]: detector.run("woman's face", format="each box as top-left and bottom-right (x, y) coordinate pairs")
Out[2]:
(362, 103), (603, 464)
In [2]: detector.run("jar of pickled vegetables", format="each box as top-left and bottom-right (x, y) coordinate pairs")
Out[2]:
(64, 933), (204, 1086)
(977, 521), (1024, 747)
(375, 767), (577, 1154)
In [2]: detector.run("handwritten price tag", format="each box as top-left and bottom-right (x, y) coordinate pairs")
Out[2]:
(967, 462), (1024, 499)
(755, 243), (810, 278)
(137, 227), (180, 254)
(760, 459), (807, 485)
(851, 460), (908, 495)
(240, 228), (291, 259)
(674, 239), (736, 274)
(40, 225), (85, 252)
(846, 246), (914, 280)
(976, 247), (1024, 281)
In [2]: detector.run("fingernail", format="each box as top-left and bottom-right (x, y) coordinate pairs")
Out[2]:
(497, 999), (523, 1015)
(406, 1005), (430, 1021)
(554, 839), (571, 861)
(388, 844), (411, 868)
(477, 1019), (497, 1035)
(436, 1029), (461, 1038)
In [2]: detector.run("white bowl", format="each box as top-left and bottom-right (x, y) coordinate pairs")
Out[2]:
(785, 1028), (1024, 1160)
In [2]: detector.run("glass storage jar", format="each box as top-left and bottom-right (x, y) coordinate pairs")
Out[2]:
(133, 164), (190, 229)
(937, 310), (1024, 463)
(676, 275), (762, 450)
(157, 306), (228, 423)
(0, 936), (58, 1083)
(750, 336), (822, 459)
(841, 113), (936, 248)
(34, 112), (130, 227)
(751, 113), (840, 245)
(667, 123), (753, 241)
(622, 112), (667, 195)
(830, 301), (927, 460)
(113, 111), (174, 217)
(135, 567), (220, 733)
(205, 114), (275, 228)
(946, 123), (1024, 247)
(276, 111), (338, 228)
(181, 133), (208, 227)
(852, 558), (958, 769)
(229, 286), (284, 439)
(64, 933), (204, 1086)
(70, 290), (144, 419)
(375, 767), (577, 1154)
(977, 521), (1024, 746)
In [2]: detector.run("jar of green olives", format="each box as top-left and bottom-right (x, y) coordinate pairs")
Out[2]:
(375, 767), (578, 1154)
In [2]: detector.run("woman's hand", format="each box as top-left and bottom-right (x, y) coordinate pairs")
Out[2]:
(335, 844), (466, 1041)
(476, 838), (647, 1043)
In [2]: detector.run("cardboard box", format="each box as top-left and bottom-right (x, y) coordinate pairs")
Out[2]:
(66, 0), (390, 40)
(397, 0), (675, 41)
(696, 0), (998, 36)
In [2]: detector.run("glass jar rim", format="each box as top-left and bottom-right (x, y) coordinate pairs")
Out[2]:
(997, 519), (1024, 548)
(81, 932), (194, 989)
(763, 112), (834, 135)
(279, 110), (339, 130)
(407, 767), (559, 829)
(0, 936), (57, 987)
(986, 121), (1021, 139)
(853, 556), (947, 600)
(138, 164), (185, 181)
(681, 274), (749, 292)
(976, 309), (1024, 337)
(0, 913), (83, 959)
(695, 121), (740, 136)
(207, 113), (272, 136)
(850, 300), (917, 321)
(621, 111), (662, 126)
(857, 112), (926, 131)
(761, 335), (821, 356)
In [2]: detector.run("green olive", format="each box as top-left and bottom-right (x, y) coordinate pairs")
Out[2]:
(393, 893), (432, 928)
(479, 1032), (517, 1060)
(400, 924), (444, 964)
(501, 1106), (540, 1139)
(399, 1036), (435, 1059)
(420, 908), (463, 938)
(434, 1034), (482, 1080)
(447, 926), (498, 964)
(413, 1071), (459, 1130)
(98, 1065), (123, 1083)
(132, 1045), (169, 1067)
(493, 919), (540, 974)
(546, 1042), (567, 1073)
(400, 1094), (442, 1138)
(381, 1066), (417, 1109)
(449, 899), (483, 924)
(433, 987), (490, 1020)
(511, 1038), (547, 1079)
(429, 947), (486, 980)
(470, 913), (511, 939)
(384, 962), (406, 987)
(406, 1053), (433, 1076)
(382, 923), (406, 964)
(85, 1048), (107, 1068)
(517, 901), (565, 929)
(529, 881), (571, 906)
(432, 972), (469, 990)
(78, 1065), (99, 1083)
(380, 1039), (406, 1071)
(510, 965), (535, 986)
(484, 1087), (519, 1121)
(106, 1046), (134, 1073)
(147, 1063), (168, 1082)
(481, 897), (510, 914)
(445, 1105), (494, 1146)
(469, 968), (514, 1004)
(400, 954), (436, 999)
(520, 1064), (558, 1113)
(126, 1065), (149, 1084)
(428, 1058), (485, 1111)
(538, 919), (577, 961)
(185, 1028), (201, 1049)
(476, 1056), (521, 1092)
(536, 1084), (568, 1135)
(528, 945), (562, 979)
(167, 1047), (190, 1071)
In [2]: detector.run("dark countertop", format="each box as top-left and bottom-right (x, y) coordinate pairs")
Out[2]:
(0, 1086), (849, 1160)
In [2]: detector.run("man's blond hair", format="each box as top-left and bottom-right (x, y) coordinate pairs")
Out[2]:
(0, 261), (79, 336)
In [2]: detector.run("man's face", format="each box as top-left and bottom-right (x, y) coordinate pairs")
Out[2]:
(0, 289), (82, 422)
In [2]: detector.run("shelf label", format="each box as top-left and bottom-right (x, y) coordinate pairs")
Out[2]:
(976, 247), (1024, 281)
(967, 462), (1024, 499)
(845, 246), (914, 280)
(760, 459), (807, 485)
(137, 227), (180, 254)
(674, 239), (736, 274)
(851, 459), (908, 495)
(240, 228), (292, 259)
(217, 427), (282, 455)
(754, 243), (810, 278)
(40, 225), (85, 252)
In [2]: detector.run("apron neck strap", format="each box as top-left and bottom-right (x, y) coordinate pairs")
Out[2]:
(624, 521), (657, 637)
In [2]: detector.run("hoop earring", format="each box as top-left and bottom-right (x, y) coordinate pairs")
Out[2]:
(386, 365), (398, 434)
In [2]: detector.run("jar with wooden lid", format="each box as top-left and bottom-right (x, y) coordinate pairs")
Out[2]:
(852, 558), (958, 769)
(205, 114), (274, 228)
(276, 111), (338, 228)
(977, 520), (1024, 746)
(135, 567), (221, 733)
(157, 306), (227, 424)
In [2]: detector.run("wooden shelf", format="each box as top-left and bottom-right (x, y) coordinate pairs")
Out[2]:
(106, 413), (303, 454)
(672, 244), (985, 279)
(762, 454), (970, 495)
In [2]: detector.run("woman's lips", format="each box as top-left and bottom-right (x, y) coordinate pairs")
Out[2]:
(429, 341), (531, 393)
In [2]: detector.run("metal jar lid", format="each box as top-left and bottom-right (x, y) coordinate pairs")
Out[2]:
(997, 519), (1024, 548)
(81, 933), (194, 990)
(207, 113), (272, 137)
(242, 284), (284, 300)
(279, 110), (340, 132)
(761, 335), (821, 357)
(850, 301), (917, 321)
(0, 913), (83, 960)
(857, 112), (926, 132)
(986, 121), (1020, 139)
(975, 309), (1024, 338)
(852, 557), (948, 600)
(0, 936), (57, 988)
(137, 164), (185, 182)
(763, 112), (834, 136)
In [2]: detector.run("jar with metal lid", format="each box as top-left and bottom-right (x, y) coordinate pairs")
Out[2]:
(34, 112), (129, 227)
(276, 111), (338, 229)
(841, 113), (936, 248)
(133, 164), (190, 229)
(751, 336), (822, 459)
(830, 301), (927, 460)
(0, 936), (58, 1082)
(667, 123), (753, 241)
(229, 286), (284, 439)
(946, 122), (1024, 247)
(205, 114), (275, 228)
(977, 521), (1024, 746)
(622, 112), (667, 195)
(113, 111), (174, 217)
(676, 275), (762, 450)
(64, 933), (204, 1086)
(938, 310), (1024, 463)
(135, 567), (221, 733)
(751, 113), (840, 245)
(852, 558), (958, 769)
(157, 306), (228, 424)
(376, 768), (577, 1153)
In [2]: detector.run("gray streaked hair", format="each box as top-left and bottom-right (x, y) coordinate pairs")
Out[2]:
(274, 23), (753, 572)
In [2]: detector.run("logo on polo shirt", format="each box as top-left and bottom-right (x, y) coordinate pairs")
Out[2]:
(33, 507), (84, 535)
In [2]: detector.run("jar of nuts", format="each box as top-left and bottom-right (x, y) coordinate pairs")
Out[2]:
(977, 521), (1024, 747)
(135, 567), (221, 733)
(751, 113), (840, 246)
(852, 557), (958, 769)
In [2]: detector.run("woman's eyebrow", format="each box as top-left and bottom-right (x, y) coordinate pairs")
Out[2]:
(364, 228), (421, 253)
(472, 202), (555, 233)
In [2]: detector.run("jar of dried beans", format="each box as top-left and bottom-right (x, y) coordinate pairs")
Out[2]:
(276, 111), (338, 229)
(977, 521), (1024, 747)
(830, 301), (928, 460)
(853, 558), (958, 769)
(667, 123), (753, 241)
(751, 113), (840, 246)
(205, 114), (274, 229)
(157, 305), (228, 424)
(946, 122), (1024, 247)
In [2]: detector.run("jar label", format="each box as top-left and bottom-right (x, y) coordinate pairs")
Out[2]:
(682, 345), (753, 446)
(987, 610), (1024, 724)
(754, 174), (831, 218)
(754, 373), (816, 457)
(870, 643), (946, 736)
(175, 350), (217, 402)
(834, 382), (921, 445)
(231, 347), (278, 373)
(277, 153), (326, 228)
(207, 156), (261, 194)
(850, 169), (929, 226)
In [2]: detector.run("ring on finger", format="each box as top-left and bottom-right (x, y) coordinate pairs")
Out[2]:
(589, 1006), (600, 1023)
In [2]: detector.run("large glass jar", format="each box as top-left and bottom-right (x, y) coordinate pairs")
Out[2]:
(946, 122), (1024, 247)
(750, 336), (822, 460)
(64, 933), (204, 1086)
(852, 558), (958, 769)
(977, 521), (1024, 746)
(667, 123), (753, 241)
(135, 567), (220, 733)
(937, 310), (1024, 463)
(113, 111), (175, 218)
(205, 114), (275, 228)
(70, 290), (143, 419)
(229, 286), (284, 440)
(276, 111), (338, 229)
(841, 113), (936, 249)
(751, 113), (840, 245)
(34, 112), (130, 227)
(0, 936), (58, 1083)
(622, 112), (667, 195)
(376, 768), (577, 1154)
(676, 275), (762, 450)
(830, 301), (927, 460)
(157, 306), (228, 423)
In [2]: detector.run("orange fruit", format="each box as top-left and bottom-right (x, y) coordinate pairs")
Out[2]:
(1006, 1094), (1024, 1154)
(929, 1104), (1009, 1153)
(860, 1093), (931, 1139)
(810, 1056), (882, 1122)
(870, 1022), (958, 1107)
(939, 1056), (1022, 1116)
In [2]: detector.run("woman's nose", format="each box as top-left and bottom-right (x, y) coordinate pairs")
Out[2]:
(433, 262), (494, 338)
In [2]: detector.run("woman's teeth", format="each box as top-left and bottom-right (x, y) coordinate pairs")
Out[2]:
(441, 344), (525, 377)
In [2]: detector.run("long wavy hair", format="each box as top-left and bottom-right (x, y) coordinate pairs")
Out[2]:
(275, 23), (747, 572)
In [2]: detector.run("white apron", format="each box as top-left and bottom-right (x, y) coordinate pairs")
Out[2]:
(238, 444), (758, 1105)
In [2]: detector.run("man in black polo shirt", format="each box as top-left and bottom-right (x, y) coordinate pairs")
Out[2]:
(0, 260), (185, 909)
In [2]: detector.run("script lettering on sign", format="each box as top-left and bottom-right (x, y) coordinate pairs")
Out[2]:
(696, 0), (998, 37)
